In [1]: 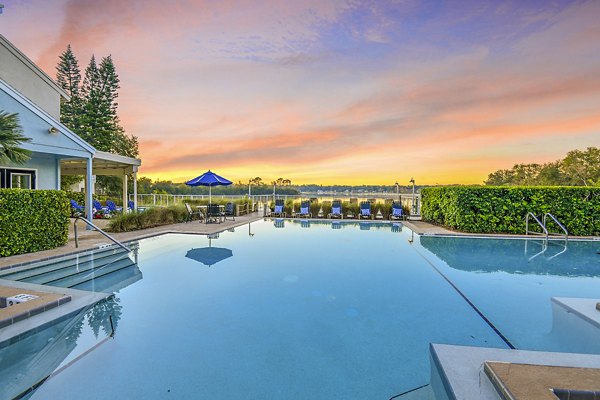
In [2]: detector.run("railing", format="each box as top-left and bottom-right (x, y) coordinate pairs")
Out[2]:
(525, 212), (548, 239)
(131, 193), (421, 214)
(543, 213), (569, 240)
(73, 217), (130, 252)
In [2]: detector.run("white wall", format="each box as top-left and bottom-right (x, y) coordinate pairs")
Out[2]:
(0, 41), (61, 119)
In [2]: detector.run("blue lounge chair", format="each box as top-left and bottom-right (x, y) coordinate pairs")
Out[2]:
(106, 200), (123, 213)
(224, 202), (235, 221)
(328, 200), (342, 219)
(70, 199), (85, 216)
(390, 202), (405, 221)
(294, 200), (311, 218)
(359, 201), (372, 219)
(272, 199), (285, 217)
(93, 199), (108, 213)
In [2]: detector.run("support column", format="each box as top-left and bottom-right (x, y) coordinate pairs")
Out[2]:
(133, 170), (138, 211)
(56, 158), (61, 190)
(85, 157), (93, 230)
(122, 173), (128, 213)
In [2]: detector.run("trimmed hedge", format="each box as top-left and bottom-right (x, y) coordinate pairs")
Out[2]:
(421, 186), (600, 235)
(0, 189), (70, 257)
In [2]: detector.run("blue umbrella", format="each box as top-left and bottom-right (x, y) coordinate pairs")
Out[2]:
(185, 170), (232, 204)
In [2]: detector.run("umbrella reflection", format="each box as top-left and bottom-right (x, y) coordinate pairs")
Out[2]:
(186, 234), (232, 267)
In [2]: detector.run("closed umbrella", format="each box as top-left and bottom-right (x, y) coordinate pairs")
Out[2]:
(185, 170), (232, 204)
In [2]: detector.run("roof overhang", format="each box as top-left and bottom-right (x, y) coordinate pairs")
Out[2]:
(61, 151), (141, 176)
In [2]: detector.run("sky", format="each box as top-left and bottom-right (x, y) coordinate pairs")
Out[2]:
(1, 0), (599, 185)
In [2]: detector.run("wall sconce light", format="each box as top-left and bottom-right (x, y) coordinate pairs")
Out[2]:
(48, 126), (58, 134)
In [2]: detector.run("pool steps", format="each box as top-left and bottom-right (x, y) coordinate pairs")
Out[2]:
(0, 245), (138, 292)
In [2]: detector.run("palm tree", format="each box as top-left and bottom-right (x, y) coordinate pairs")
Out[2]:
(0, 111), (31, 164)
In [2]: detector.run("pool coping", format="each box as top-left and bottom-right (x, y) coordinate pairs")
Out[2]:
(430, 343), (600, 400)
(0, 279), (110, 344)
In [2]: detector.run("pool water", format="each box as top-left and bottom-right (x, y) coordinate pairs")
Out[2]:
(1, 219), (599, 399)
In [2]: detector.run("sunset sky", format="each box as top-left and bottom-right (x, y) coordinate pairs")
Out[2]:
(1, 0), (599, 185)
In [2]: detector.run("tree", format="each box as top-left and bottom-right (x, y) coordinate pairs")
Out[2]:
(0, 111), (31, 164)
(55, 45), (82, 129)
(561, 147), (600, 186)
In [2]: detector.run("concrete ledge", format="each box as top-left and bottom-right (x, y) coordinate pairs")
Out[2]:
(430, 344), (600, 400)
(0, 279), (109, 344)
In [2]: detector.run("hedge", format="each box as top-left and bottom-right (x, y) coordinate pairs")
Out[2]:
(0, 189), (70, 257)
(421, 186), (600, 235)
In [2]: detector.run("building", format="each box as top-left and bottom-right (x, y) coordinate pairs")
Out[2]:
(0, 34), (140, 214)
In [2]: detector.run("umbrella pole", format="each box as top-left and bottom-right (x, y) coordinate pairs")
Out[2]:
(209, 186), (212, 204)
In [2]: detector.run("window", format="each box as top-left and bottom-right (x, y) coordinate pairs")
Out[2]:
(10, 173), (32, 189)
(0, 168), (36, 189)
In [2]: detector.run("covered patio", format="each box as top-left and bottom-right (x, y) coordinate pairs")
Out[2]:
(60, 151), (141, 218)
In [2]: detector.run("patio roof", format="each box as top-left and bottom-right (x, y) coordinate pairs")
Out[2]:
(61, 151), (141, 176)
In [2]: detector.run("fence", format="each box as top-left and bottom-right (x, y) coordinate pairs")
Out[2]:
(131, 193), (421, 215)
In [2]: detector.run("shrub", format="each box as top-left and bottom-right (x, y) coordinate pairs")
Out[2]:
(421, 186), (600, 235)
(106, 205), (188, 232)
(0, 189), (70, 256)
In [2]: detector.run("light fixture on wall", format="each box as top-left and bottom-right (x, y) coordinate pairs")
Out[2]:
(48, 126), (58, 134)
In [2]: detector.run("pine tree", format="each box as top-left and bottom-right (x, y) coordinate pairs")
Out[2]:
(55, 45), (82, 130)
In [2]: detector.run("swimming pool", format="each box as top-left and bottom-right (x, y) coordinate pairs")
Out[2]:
(1, 219), (599, 399)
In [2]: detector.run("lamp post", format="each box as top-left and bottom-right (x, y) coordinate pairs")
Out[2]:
(409, 178), (416, 215)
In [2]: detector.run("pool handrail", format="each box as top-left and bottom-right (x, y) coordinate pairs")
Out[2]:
(525, 212), (548, 239)
(73, 216), (130, 252)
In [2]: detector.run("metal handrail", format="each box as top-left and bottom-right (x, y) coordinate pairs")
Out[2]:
(525, 212), (548, 239)
(73, 217), (130, 252)
(543, 213), (569, 240)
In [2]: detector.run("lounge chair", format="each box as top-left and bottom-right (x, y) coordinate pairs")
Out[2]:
(185, 203), (203, 223)
(92, 200), (108, 217)
(206, 203), (223, 224)
(224, 202), (235, 221)
(328, 200), (343, 219)
(273, 218), (285, 228)
(390, 202), (405, 221)
(359, 201), (373, 219)
(272, 199), (286, 217)
(293, 200), (311, 218)
(106, 200), (123, 214)
(70, 199), (85, 216)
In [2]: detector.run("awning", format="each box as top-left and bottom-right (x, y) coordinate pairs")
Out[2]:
(61, 151), (141, 176)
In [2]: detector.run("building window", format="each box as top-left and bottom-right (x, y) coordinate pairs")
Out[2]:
(0, 168), (36, 189)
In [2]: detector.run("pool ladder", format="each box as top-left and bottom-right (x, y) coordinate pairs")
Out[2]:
(525, 212), (569, 261)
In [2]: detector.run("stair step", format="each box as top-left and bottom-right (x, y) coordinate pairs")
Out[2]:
(17, 253), (129, 285)
(45, 257), (136, 288)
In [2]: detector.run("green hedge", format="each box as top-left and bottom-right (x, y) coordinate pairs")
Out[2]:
(421, 186), (600, 235)
(0, 189), (70, 257)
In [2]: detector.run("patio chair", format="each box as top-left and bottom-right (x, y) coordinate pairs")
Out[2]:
(293, 200), (311, 218)
(359, 201), (373, 219)
(70, 199), (85, 216)
(390, 202), (405, 221)
(106, 200), (123, 214)
(185, 203), (203, 223)
(328, 200), (343, 219)
(272, 199), (286, 217)
(224, 202), (235, 221)
(128, 200), (146, 213)
(92, 200), (108, 218)
(206, 203), (223, 224)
